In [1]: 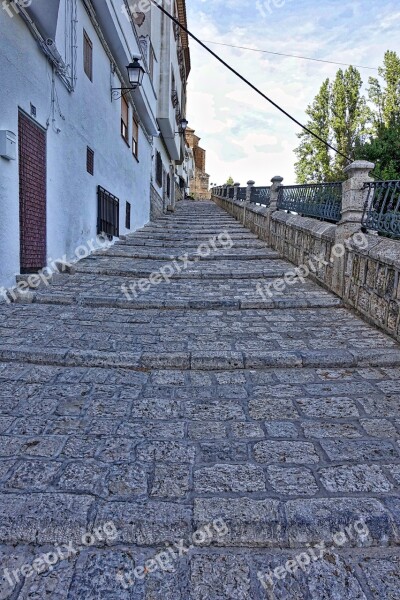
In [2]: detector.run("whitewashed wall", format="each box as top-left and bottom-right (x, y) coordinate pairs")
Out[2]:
(0, 0), (154, 290)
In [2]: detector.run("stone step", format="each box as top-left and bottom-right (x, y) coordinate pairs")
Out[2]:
(98, 250), (280, 260)
(1, 345), (400, 370)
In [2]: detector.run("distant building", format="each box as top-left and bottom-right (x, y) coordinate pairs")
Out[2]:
(185, 127), (210, 200)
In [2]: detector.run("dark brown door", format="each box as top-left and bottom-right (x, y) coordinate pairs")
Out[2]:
(18, 110), (47, 273)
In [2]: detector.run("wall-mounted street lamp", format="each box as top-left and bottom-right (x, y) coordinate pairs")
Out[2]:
(174, 118), (189, 135)
(111, 56), (145, 100)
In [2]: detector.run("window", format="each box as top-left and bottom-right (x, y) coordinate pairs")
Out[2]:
(149, 45), (155, 82)
(126, 201), (131, 230)
(121, 97), (129, 144)
(155, 151), (163, 187)
(87, 147), (94, 175)
(132, 116), (139, 158)
(83, 30), (93, 81)
(166, 174), (171, 198)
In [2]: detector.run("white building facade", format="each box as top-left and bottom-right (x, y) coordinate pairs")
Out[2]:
(0, 0), (190, 291)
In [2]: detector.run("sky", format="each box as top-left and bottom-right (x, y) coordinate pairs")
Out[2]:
(185, 0), (400, 186)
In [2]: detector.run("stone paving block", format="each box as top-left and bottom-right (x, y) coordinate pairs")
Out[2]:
(194, 498), (283, 547)
(194, 464), (266, 493)
(321, 439), (398, 462)
(319, 464), (393, 493)
(4, 459), (61, 491)
(358, 555), (400, 599)
(284, 498), (398, 547)
(136, 441), (196, 463)
(249, 397), (299, 420)
(267, 466), (319, 496)
(253, 551), (368, 600)
(188, 422), (227, 440)
(264, 421), (299, 439)
(95, 501), (192, 545)
(151, 463), (191, 499)
(107, 464), (148, 498)
(253, 441), (320, 465)
(189, 554), (252, 600)
(0, 493), (93, 544)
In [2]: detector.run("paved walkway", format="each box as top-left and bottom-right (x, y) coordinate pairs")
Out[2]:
(0, 200), (399, 599)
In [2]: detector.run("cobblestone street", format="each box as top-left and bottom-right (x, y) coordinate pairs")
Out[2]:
(0, 200), (399, 599)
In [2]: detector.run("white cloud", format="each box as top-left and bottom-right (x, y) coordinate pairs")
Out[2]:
(186, 0), (400, 185)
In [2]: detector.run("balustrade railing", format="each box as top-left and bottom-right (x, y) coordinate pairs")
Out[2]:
(250, 186), (271, 206)
(362, 181), (400, 238)
(277, 183), (342, 223)
(237, 187), (247, 201)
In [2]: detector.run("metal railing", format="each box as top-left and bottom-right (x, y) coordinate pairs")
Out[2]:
(250, 186), (271, 206)
(362, 181), (400, 238)
(237, 187), (247, 201)
(97, 186), (119, 238)
(277, 183), (342, 223)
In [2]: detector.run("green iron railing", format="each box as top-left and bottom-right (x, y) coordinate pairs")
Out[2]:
(277, 183), (342, 223)
(362, 181), (400, 238)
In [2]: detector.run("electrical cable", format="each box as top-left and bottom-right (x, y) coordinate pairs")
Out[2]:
(201, 40), (379, 72)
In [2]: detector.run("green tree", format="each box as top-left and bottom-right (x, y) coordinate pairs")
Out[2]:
(294, 79), (333, 183)
(368, 50), (400, 128)
(356, 123), (400, 180)
(226, 176), (234, 185)
(357, 51), (400, 179)
(330, 66), (369, 177)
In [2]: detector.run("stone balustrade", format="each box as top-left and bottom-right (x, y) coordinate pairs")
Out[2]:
(212, 163), (400, 342)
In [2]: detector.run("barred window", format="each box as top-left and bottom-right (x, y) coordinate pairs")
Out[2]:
(126, 201), (131, 229)
(155, 151), (163, 187)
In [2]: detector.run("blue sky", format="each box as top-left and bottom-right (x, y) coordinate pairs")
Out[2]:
(185, 0), (400, 185)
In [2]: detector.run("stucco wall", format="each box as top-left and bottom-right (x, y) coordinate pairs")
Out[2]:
(0, 2), (151, 289)
(213, 195), (400, 342)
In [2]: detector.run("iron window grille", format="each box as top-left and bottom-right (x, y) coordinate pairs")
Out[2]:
(156, 151), (163, 187)
(125, 201), (131, 230)
(97, 186), (119, 238)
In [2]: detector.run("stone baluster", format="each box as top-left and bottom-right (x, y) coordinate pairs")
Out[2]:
(246, 180), (255, 203)
(269, 176), (284, 212)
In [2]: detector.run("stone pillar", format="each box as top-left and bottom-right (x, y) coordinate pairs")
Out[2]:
(338, 161), (375, 237)
(233, 182), (240, 201)
(246, 180), (255, 203)
(332, 160), (375, 296)
(269, 176), (284, 212)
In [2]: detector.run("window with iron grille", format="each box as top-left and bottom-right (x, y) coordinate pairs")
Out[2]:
(125, 201), (131, 230)
(121, 97), (129, 144)
(97, 186), (119, 238)
(155, 151), (163, 187)
(132, 116), (139, 158)
(86, 147), (94, 175)
(83, 30), (93, 81)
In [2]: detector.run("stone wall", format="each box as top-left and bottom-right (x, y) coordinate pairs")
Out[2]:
(213, 194), (400, 342)
(150, 185), (164, 221)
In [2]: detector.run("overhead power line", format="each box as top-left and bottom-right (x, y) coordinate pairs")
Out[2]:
(201, 40), (379, 72)
(151, 1), (352, 163)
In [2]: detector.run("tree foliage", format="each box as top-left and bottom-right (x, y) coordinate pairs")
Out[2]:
(294, 51), (400, 183)
(226, 176), (234, 185)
